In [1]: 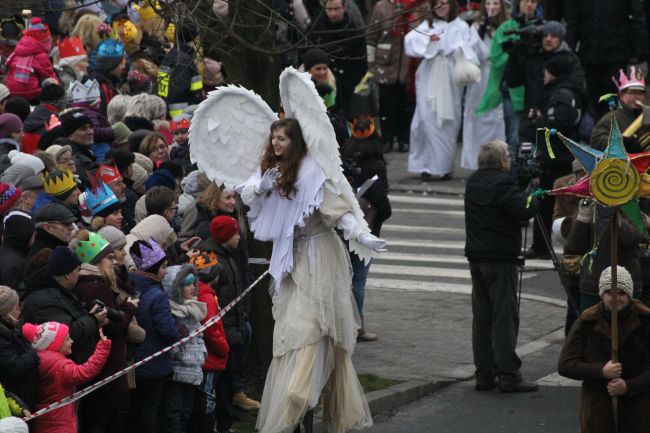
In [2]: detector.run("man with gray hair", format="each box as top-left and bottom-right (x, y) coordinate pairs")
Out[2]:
(464, 140), (539, 393)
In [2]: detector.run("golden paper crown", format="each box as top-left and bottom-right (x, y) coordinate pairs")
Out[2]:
(135, 1), (159, 20)
(44, 170), (77, 197)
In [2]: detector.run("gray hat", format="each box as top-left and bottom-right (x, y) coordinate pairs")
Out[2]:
(599, 266), (634, 298)
(0, 164), (35, 187)
(541, 21), (566, 40)
(19, 175), (44, 191)
(112, 122), (131, 145)
(34, 203), (76, 223)
(0, 285), (19, 317)
(98, 225), (127, 251)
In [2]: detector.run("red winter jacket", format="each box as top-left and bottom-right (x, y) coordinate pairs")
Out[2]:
(5, 36), (57, 101)
(197, 281), (229, 371)
(33, 339), (111, 433)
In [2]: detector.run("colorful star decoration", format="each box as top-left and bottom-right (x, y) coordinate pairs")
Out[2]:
(542, 116), (650, 238)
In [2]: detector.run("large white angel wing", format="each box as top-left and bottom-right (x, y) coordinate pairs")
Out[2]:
(279, 67), (377, 263)
(189, 86), (278, 189)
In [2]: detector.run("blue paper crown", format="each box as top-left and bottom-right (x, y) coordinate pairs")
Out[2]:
(96, 39), (124, 58)
(86, 183), (119, 216)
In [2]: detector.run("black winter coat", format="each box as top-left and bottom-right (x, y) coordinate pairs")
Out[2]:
(70, 141), (96, 190)
(27, 228), (68, 261)
(565, 0), (648, 65)
(464, 168), (538, 262)
(90, 69), (120, 117)
(20, 267), (99, 364)
(0, 318), (39, 410)
(156, 44), (203, 107)
(0, 245), (28, 291)
(347, 154), (391, 236)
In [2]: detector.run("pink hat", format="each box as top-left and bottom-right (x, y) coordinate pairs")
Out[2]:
(22, 322), (70, 352)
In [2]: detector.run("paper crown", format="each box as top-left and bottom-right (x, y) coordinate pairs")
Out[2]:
(68, 79), (101, 104)
(132, 239), (167, 271)
(45, 114), (61, 131)
(85, 183), (119, 216)
(170, 118), (190, 132)
(135, 1), (160, 20)
(613, 65), (646, 92)
(189, 252), (219, 270)
(96, 38), (125, 59)
(112, 19), (140, 45)
(76, 231), (110, 264)
(97, 164), (122, 184)
(44, 170), (77, 197)
(351, 117), (376, 140)
(58, 36), (86, 59)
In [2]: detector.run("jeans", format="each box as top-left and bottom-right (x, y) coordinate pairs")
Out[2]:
(126, 377), (167, 433)
(503, 95), (522, 157)
(160, 381), (196, 433)
(470, 262), (522, 384)
(351, 254), (371, 314)
(231, 320), (252, 394)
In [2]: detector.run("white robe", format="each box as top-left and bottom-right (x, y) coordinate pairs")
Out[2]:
(405, 18), (478, 176)
(461, 25), (506, 170)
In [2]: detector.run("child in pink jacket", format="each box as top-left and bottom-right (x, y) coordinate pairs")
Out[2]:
(22, 322), (111, 433)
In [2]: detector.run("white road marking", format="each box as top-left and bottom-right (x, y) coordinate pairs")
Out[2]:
(388, 195), (465, 207)
(536, 372), (581, 387)
(382, 224), (465, 235)
(376, 252), (555, 270)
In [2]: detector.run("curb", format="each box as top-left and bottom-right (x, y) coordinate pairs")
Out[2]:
(312, 379), (456, 432)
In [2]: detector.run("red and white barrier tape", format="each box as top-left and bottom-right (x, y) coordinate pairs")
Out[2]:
(23, 269), (269, 422)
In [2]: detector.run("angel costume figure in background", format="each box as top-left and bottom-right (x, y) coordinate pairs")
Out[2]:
(460, 0), (507, 170)
(405, 0), (479, 181)
(189, 68), (385, 433)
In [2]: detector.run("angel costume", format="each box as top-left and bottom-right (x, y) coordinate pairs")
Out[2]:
(189, 68), (377, 433)
(461, 23), (506, 170)
(405, 17), (478, 176)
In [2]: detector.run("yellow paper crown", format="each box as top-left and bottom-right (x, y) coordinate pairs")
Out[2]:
(135, 1), (159, 20)
(44, 170), (77, 197)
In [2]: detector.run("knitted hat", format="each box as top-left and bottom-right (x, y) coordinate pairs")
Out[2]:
(5, 97), (31, 122)
(112, 122), (131, 145)
(98, 225), (127, 251)
(94, 39), (125, 73)
(129, 131), (154, 154)
(44, 170), (77, 199)
(0, 164), (35, 188)
(189, 252), (222, 283)
(22, 322), (69, 352)
(60, 111), (93, 137)
(0, 285), (19, 317)
(210, 215), (240, 243)
(3, 210), (35, 248)
(130, 239), (167, 272)
(544, 55), (572, 77)
(599, 266), (634, 298)
(0, 183), (21, 214)
(540, 20), (566, 40)
(23, 18), (51, 42)
(45, 143), (72, 161)
(86, 183), (121, 217)
(75, 231), (112, 264)
(0, 84), (10, 102)
(40, 80), (65, 102)
(0, 416), (29, 433)
(127, 70), (152, 94)
(48, 245), (81, 276)
(0, 113), (23, 139)
(9, 151), (45, 173)
(303, 48), (329, 70)
(131, 163), (148, 193)
(145, 169), (176, 191)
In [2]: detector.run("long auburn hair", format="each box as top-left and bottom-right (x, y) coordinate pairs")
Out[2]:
(479, 0), (509, 30)
(428, 0), (458, 24)
(260, 118), (308, 198)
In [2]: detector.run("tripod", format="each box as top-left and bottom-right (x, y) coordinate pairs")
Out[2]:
(518, 211), (580, 318)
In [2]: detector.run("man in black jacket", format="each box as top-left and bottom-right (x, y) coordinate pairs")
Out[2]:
(27, 203), (77, 260)
(464, 140), (539, 393)
(0, 211), (35, 290)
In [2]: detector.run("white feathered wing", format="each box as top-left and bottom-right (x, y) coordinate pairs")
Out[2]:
(189, 86), (278, 189)
(279, 66), (376, 263)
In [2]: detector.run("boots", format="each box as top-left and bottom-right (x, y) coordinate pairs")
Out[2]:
(357, 314), (378, 342)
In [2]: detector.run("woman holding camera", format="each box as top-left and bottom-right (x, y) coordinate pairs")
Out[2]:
(72, 230), (139, 433)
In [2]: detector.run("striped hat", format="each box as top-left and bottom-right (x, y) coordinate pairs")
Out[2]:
(22, 322), (69, 352)
(0, 183), (21, 215)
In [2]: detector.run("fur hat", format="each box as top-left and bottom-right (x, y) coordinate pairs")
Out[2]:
(599, 266), (634, 298)
(162, 264), (198, 304)
(22, 322), (69, 352)
(210, 215), (240, 244)
(0, 285), (19, 317)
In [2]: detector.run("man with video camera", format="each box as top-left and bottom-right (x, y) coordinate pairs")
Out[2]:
(504, 20), (586, 259)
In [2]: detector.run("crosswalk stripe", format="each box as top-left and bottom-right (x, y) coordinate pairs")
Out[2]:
(366, 278), (566, 307)
(370, 264), (539, 280)
(376, 252), (555, 270)
(382, 224), (465, 235)
(388, 195), (464, 207)
(392, 208), (465, 217)
(386, 239), (465, 249)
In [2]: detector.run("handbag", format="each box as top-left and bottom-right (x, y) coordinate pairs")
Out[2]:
(452, 52), (480, 86)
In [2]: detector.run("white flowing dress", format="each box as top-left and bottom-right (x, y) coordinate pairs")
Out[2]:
(405, 18), (478, 176)
(461, 24), (506, 170)
(241, 156), (372, 433)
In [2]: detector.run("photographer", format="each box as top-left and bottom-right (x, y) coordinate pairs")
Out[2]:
(505, 20), (586, 259)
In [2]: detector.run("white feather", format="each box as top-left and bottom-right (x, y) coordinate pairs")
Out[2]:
(189, 85), (278, 189)
(279, 67), (376, 263)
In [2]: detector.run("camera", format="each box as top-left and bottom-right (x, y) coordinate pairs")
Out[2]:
(515, 142), (543, 188)
(502, 21), (544, 54)
(342, 152), (363, 184)
(89, 299), (126, 323)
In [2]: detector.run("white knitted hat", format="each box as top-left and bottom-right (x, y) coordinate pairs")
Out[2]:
(0, 416), (29, 433)
(599, 266), (634, 298)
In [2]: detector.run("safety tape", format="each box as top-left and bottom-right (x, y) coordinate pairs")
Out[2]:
(23, 269), (270, 422)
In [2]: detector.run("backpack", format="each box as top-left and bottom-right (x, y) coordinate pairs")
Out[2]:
(4, 51), (34, 84)
(578, 109), (596, 143)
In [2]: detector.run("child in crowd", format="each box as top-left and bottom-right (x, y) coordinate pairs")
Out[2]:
(161, 264), (207, 433)
(22, 321), (111, 433)
(190, 252), (229, 433)
(169, 117), (193, 174)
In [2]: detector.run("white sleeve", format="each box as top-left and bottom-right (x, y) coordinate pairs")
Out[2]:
(336, 212), (364, 241)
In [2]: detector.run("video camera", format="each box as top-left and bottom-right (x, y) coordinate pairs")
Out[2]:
(502, 21), (544, 54)
(342, 151), (363, 184)
(515, 142), (543, 188)
(89, 299), (126, 323)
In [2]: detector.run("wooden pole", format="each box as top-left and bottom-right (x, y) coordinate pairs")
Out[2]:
(611, 210), (619, 432)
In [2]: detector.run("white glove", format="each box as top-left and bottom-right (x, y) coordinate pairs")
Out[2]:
(357, 232), (387, 253)
(255, 168), (279, 195)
